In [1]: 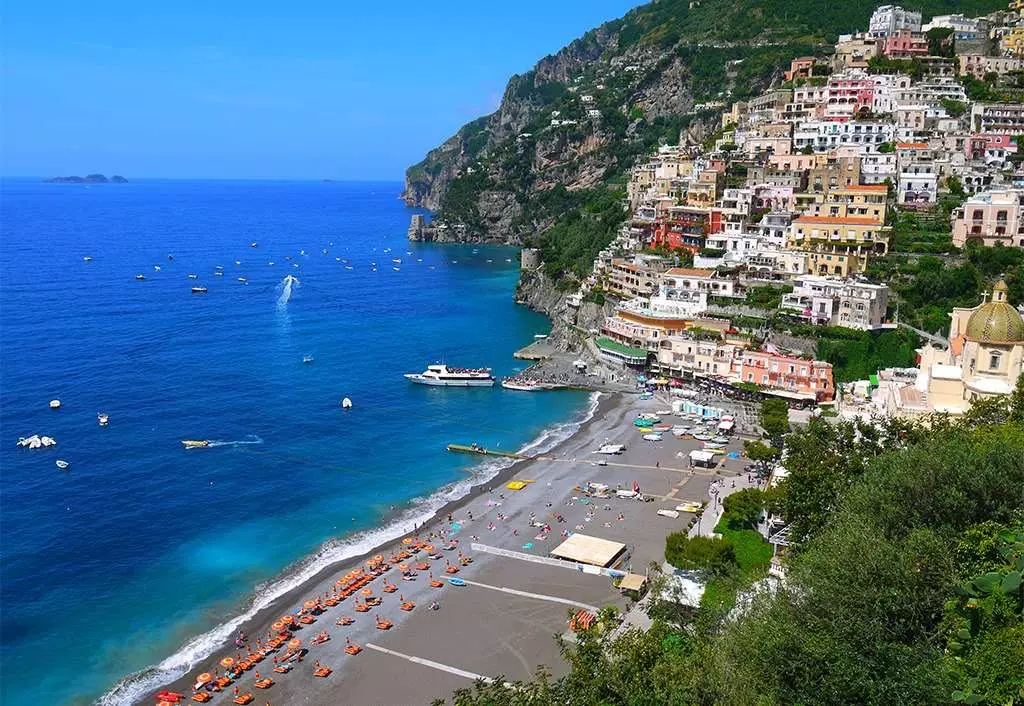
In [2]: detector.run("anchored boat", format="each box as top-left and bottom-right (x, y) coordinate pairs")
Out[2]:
(405, 364), (494, 387)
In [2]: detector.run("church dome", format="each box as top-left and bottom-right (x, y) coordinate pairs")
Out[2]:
(965, 280), (1024, 344)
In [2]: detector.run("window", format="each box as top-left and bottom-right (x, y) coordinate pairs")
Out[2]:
(990, 352), (1002, 370)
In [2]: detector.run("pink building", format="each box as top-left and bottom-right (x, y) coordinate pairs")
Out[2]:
(826, 73), (876, 119)
(785, 57), (816, 81)
(883, 30), (929, 58)
(951, 190), (1024, 248)
(737, 350), (835, 402)
(965, 134), (1018, 165)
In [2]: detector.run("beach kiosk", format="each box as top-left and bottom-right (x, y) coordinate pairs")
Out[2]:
(688, 449), (717, 469)
(550, 533), (627, 569)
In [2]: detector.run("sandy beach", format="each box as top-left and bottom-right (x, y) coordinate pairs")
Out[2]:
(151, 391), (753, 706)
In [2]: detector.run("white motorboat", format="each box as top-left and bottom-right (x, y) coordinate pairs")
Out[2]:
(642, 433), (663, 442)
(189, 273), (198, 279)
(237, 277), (247, 283)
(405, 364), (495, 387)
(97, 412), (109, 426)
(250, 242), (258, 248)
(135, 274), (146, 280)
(56, 459), (69, 471)
(191, 287), (208, 294)
(83, 256), (93, 262)
(341, 397), (353, 409)
(214, 271), (223, 276)
(49, 399), (61, 409)
(154, 265), (161, 272)
(596, 444), (625, 455)
(303, 355), (314, 364)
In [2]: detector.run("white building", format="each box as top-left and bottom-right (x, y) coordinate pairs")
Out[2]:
(662, 267), (743, 300)
(793, 121), (898, 154)
(869, 5), (922, 38)
(898, 162), (939, 207)
(861, 152), (898, 185)
(922, 14), (982, 40)
(779, 275), (891, 330)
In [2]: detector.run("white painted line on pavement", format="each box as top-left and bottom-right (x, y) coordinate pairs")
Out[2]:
(458, 578), (600, 612)
(365, 643), (500, 684)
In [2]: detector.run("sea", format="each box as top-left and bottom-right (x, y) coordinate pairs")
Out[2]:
(0, 179), (593, 706)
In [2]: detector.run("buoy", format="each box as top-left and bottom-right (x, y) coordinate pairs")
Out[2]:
(49, 400), (61, 410)
(341, 398), (353, 409)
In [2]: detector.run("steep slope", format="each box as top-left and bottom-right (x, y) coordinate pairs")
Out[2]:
(404, 0), (1006, 278)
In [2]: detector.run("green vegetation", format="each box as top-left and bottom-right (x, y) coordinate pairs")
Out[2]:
(758, 398), (790, 440)
(745, 284), (791, 310)
(537, 187), (626, 278)
(437, 389), (1024, 706)
(794, 326), (921, 382)
(664, 533), (737, 576)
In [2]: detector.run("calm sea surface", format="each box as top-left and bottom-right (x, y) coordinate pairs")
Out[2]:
(0, 179), (590, 705)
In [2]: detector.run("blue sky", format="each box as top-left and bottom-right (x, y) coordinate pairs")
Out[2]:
(1, 0), (637, 179)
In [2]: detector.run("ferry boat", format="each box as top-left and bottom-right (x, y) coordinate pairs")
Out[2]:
(404, 364), (495, 387)
(181, 440), (210, 449)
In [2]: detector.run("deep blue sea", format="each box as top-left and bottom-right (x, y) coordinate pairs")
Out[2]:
(0, 179), (591, 706)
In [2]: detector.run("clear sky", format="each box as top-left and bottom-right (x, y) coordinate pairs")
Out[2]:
(1, 0), (638, 180)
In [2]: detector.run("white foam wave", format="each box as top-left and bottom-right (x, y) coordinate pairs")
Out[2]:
(205, 435), (264, 448)
(97, 392), (601, 706)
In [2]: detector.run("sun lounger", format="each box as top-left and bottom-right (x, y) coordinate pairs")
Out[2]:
(344, 644), (362, 655)
(272, 665), (290, 674)
(400, 602), (415, 611)
(232, 694), (254, 705)
(254, 678), (274, 689)
(656, 509), (680, 519)
(313, 667), (332, 678)
(191, 694), (211, 703)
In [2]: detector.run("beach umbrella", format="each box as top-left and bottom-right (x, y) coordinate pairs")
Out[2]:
(197, 673), (213, 685)
(220, 657), (235, 668)
(424, 545), (435, 553)
(399, 563), (409, 571)
(303, 599), (318, 610)
(157, 701), (175, 706)
(281, 615), (295, 624)
(373, 554), (384, 563)
(271, 621), (284, 632)
(288, 638), (301, 650)
(402, 537), (413, 545)
(361, 588), (373, 596)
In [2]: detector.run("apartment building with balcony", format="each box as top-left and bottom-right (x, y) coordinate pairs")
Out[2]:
(951, 189), (1024, 247)
(787, 215), (891, 276)
(779, 275), (890, 330)
(971, 103), (1024, 133)
(738, 350), (835, 402)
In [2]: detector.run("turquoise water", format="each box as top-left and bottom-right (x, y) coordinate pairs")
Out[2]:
(0, 179), (590, 705)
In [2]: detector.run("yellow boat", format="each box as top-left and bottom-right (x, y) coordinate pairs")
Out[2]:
(181, 440), (210, 449)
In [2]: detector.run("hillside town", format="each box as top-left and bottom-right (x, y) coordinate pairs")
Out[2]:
(525, 2), (1024, 420)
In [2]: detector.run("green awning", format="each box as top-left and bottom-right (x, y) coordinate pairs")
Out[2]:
(869, 374), (879, 387)
(596, 337), (648, 363)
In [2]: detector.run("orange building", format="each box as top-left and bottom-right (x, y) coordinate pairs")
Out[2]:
(737, 350), (835, 402)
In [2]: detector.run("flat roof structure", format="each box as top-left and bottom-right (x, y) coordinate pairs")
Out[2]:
(550, 533), (627, 568)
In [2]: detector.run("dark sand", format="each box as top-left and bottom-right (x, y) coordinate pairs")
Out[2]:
(152, 391), (751, 705)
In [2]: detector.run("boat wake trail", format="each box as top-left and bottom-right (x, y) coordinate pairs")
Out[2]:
(206, 435), (264, 448)
(276, 275), (300, 310)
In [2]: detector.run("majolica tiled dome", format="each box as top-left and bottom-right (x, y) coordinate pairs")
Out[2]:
(965, 281), (1024, 344)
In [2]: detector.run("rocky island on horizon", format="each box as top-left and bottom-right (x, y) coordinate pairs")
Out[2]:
(43, 174), (128, 184)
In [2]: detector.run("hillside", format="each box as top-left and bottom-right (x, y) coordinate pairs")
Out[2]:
(404, 0), (1007, 277)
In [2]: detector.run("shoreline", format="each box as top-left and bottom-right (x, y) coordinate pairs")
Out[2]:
(113, 390), (617, 705)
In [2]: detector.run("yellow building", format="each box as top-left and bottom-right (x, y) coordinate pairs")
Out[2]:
(917, 280), (1024, 412)
(813, 184), (888, 225)
(787, 215), (891, 276)
(1001, 26), (1024, 57)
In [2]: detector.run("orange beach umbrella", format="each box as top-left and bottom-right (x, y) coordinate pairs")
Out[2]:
(288, 638), (301, 649)
(197, 673), (213, 685)
(373, 554), (384, 563)
(220, 657), (235, 668)
(303, 600), (318, 610)
(360, 588), (373, 596)
(271, 621), (284, 632)
(402, 537), (413, 545)
(281, 615), (295, 624)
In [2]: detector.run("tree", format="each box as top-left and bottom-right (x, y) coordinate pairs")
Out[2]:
(665, 533), (737, 576)
(722, 488), (765, 528)
(758, 398), (790, 440)
(744, 439), (780, 468)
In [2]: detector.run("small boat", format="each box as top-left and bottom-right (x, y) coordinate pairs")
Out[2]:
(268, 261), (275, 266)
(188, 273), (198, 279)
(135, 274), (146, 280)
(392, 267), (400, 272)
(447, 577), (466, 587)
(344, 265), (353, 270)
(234, 260), (241, 265)
(237, 277), (247, 283)
(303, 355), (314, 364)
(642, 433), (663, 442)
(167, 254), (174, 261)
(97, 413), (109, 426)
(181, 440), (210, 449)
(191, 287), (208, 294)
(341, 397), (353, 409)
(392, 258), (401, 264)
(49, 399), (61, 410)
(216, 265), (224, 270)
(56, 459), (69, 471)
(214, 271), (223, 276)
(83, 256), (93, 262)
(154, 265), (161, 272)
(250, 242), (258, 248)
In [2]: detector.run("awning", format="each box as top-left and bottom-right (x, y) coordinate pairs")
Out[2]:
(689, 450), (716, 463)
(618, 573), (647, 592)
(550, 533), (627, 568)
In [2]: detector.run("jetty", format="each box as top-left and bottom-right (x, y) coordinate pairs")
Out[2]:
(446, 444), (522, 459)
